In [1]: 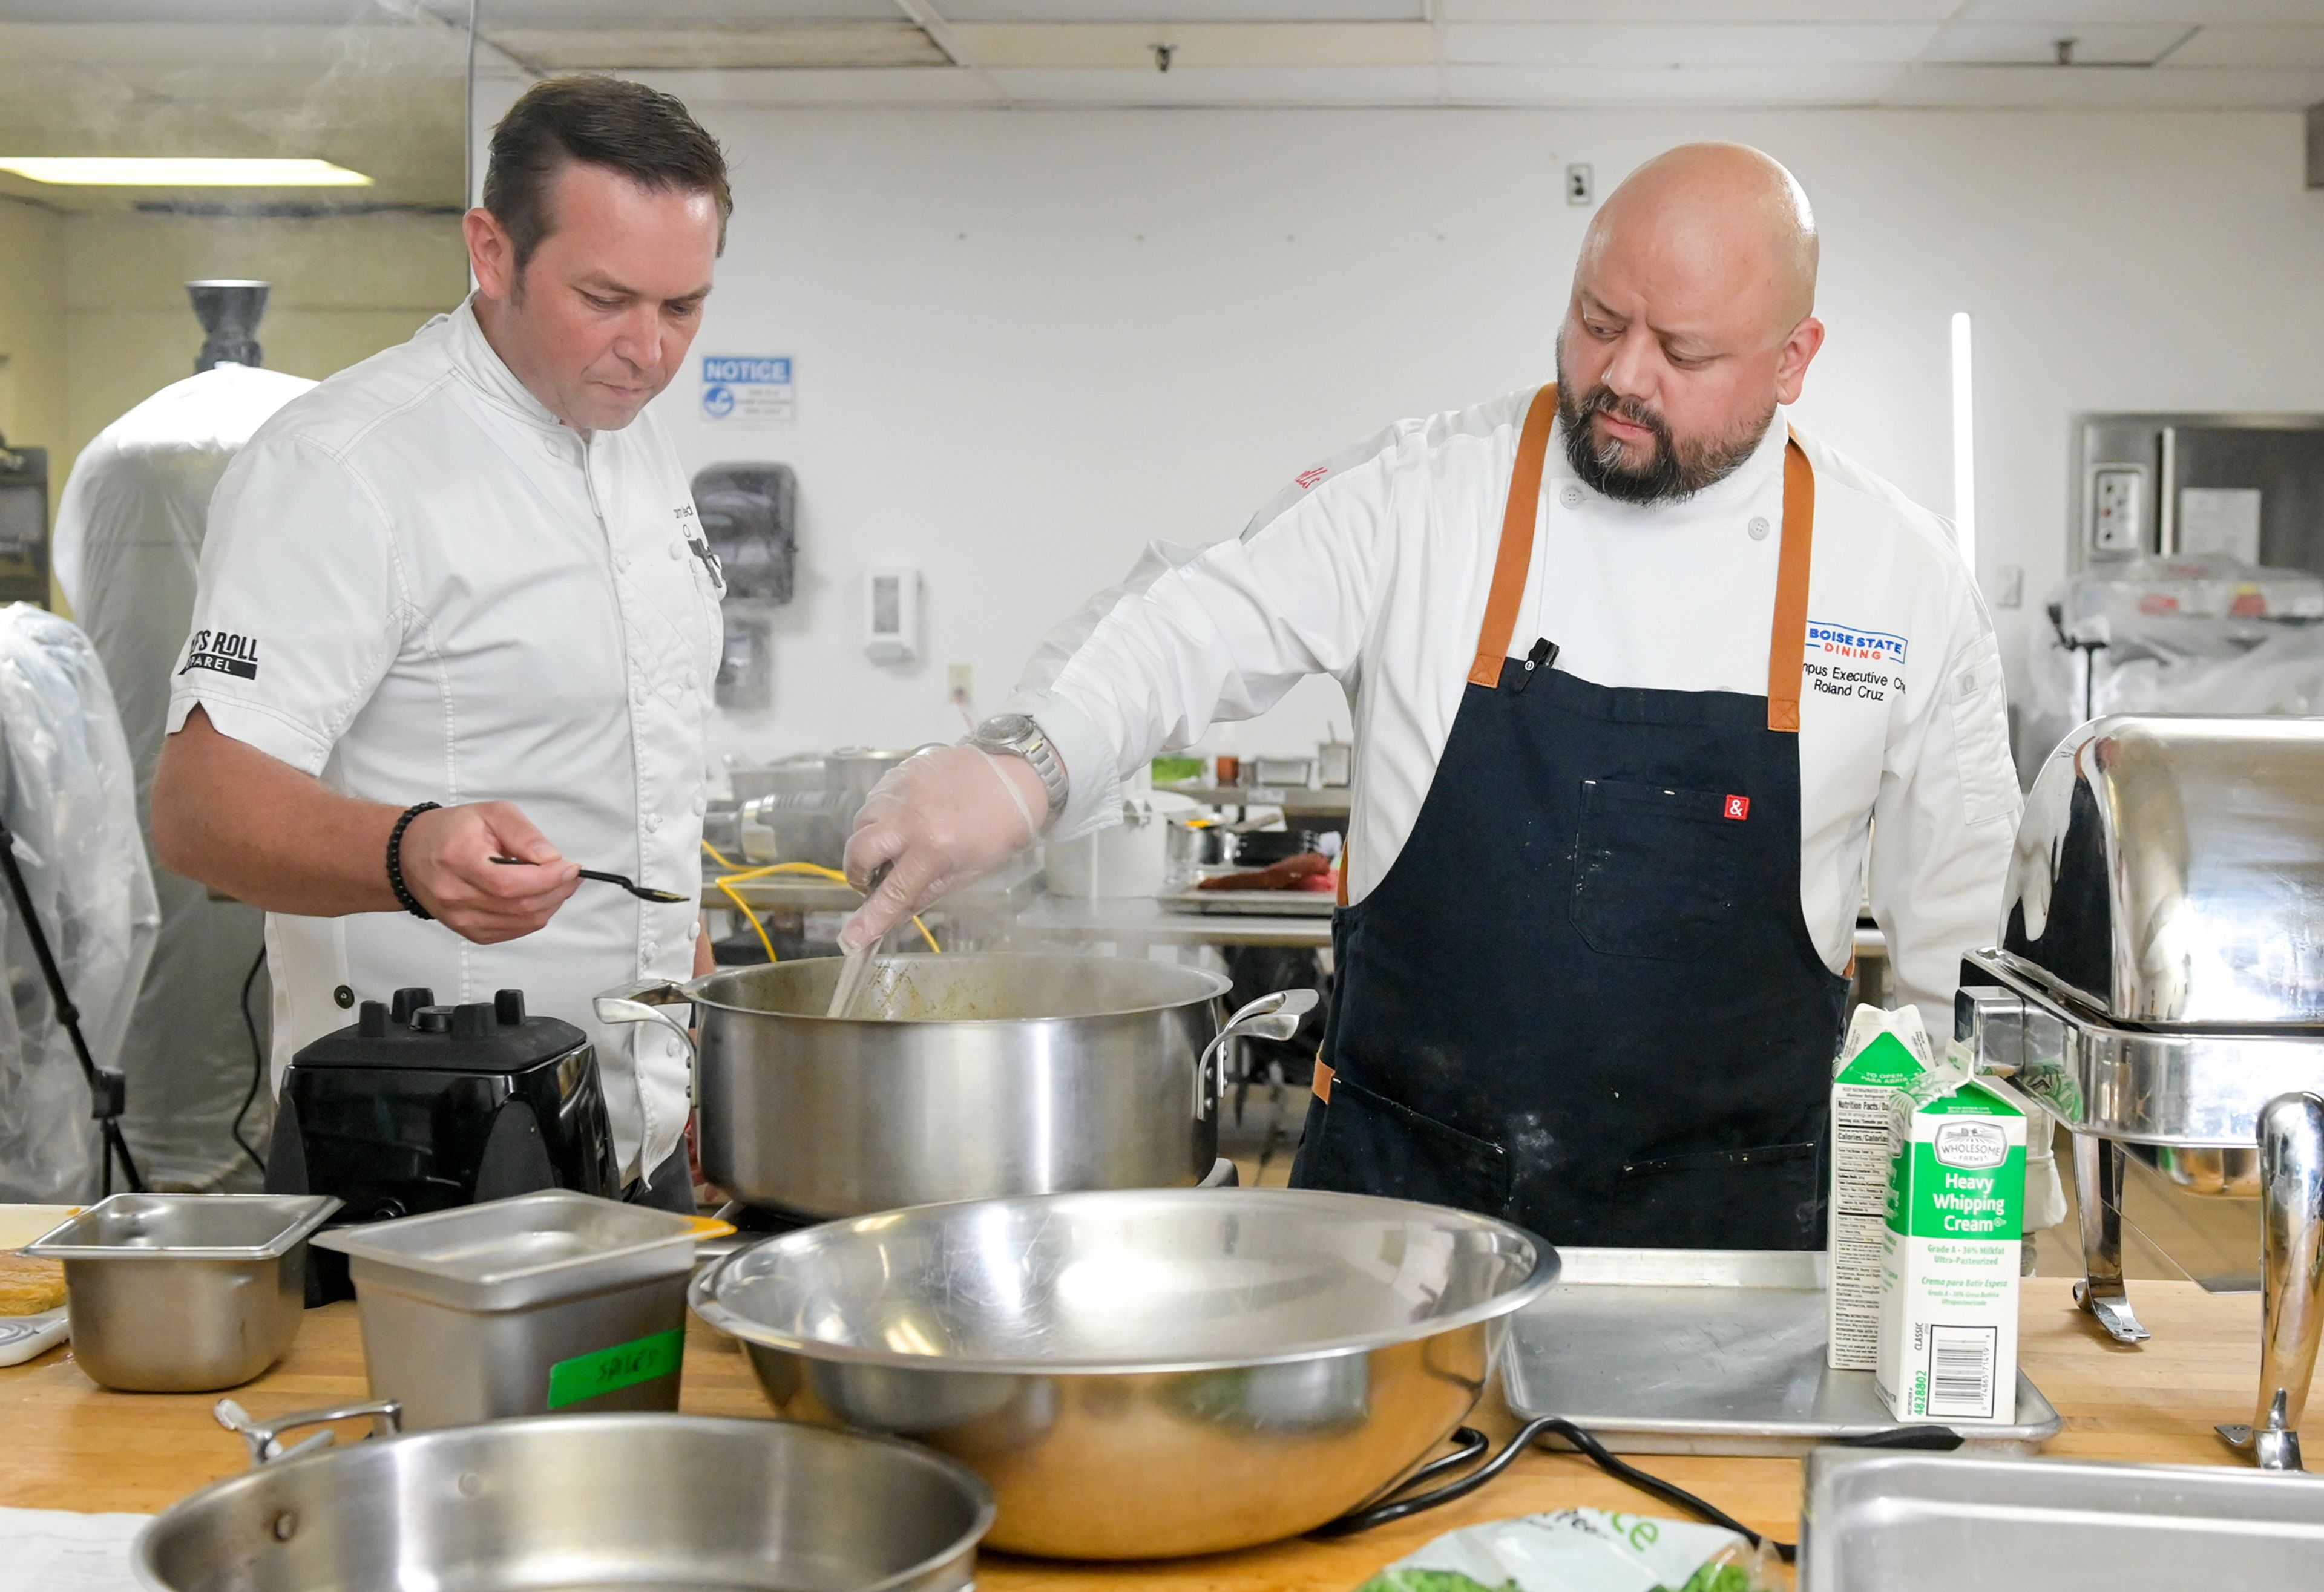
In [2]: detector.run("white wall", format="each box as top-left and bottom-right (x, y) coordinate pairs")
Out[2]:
(534, 93), (2324, 770)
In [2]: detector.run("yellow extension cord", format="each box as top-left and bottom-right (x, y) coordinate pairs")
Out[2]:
(700, 841), (940, 965)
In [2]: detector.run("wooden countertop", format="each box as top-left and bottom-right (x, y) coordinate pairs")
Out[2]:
(0, 1278), (2261, 1588)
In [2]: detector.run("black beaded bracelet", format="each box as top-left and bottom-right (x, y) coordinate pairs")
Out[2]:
(387, 801), (442, 920)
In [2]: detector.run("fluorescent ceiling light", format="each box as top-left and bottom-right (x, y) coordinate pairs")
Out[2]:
(0, 158), (372, 188)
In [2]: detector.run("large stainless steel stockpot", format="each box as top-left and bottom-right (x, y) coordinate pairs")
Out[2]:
(689, 1187), (1558, 1558)
(599, 954), (1308, 1217)
(140, 1401), (993, 1592)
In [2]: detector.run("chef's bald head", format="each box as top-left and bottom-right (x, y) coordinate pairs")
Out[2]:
(1555, 143), (1827, 505)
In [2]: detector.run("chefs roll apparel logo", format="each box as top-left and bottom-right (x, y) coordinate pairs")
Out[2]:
(180, 628), (259, 680)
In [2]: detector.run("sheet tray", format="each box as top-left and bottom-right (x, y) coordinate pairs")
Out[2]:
(1502, 1246), (2062, 1457)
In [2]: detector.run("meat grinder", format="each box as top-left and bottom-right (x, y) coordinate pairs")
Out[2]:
(1955, 715), (2324, 1471)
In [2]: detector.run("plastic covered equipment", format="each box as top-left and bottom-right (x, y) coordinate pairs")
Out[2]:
(2019, 554), (2324, 781)
(0, 605), (159, 1201)
(53, 364), (314, 1188)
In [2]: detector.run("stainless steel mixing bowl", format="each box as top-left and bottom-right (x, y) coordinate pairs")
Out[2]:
(140, 1403), (993, 1592)
(689, 1187), (1557, 1558)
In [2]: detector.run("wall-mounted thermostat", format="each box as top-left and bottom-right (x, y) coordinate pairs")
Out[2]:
(865, 566), (921, 663)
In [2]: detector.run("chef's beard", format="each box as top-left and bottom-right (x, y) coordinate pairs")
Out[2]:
(1555, 372), (1774, 506)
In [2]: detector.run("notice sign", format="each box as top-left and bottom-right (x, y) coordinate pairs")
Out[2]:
(701, 355), (794, 425)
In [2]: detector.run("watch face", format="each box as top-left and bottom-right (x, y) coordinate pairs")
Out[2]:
(980, 714), (1035, 742)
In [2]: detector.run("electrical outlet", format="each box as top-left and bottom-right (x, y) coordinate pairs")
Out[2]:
(1566, 163), (1594, 206)
(1994, 565), (2024, 610)
(947, 663), (973, 697)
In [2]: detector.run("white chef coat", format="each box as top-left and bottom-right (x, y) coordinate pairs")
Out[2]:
(168, 298), (724, 1183)
(56, 362), (315, 1191)
(1009, 386), (2020, 1040)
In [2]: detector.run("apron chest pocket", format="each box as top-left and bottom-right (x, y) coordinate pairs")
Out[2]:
(1572, 778), (1740, 962)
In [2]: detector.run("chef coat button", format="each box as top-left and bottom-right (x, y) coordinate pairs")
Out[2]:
(543, 437), (559, 459)
(668, 542), (683, 560)
(333, 984), (355, 1009)
(647, 814), (663, 831)
(1748, 516), (1771, 540)
(691, 791), (706, 815)
(1559, 486), (1584, 509)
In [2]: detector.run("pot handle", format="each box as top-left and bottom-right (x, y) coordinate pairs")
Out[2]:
(214, 1398), (402, 1468)
(595, 979), (702, 1079)
(1195, 988), (1321, 1119)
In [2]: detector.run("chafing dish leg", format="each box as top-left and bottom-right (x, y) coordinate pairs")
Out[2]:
(2218, 1092), (2324, 1472)
(2071, 1133), (2150, 1343)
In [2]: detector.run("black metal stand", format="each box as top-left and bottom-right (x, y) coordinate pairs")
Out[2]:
(0, 814), (144, 1195)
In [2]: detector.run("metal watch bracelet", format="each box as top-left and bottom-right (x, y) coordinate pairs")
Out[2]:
(968, 715), (1068, 821)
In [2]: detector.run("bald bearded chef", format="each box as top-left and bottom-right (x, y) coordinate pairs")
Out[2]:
(839, 143), (2021, 1250)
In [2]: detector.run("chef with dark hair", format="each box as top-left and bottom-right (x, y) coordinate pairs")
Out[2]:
(151, 76), (732, 1210)
(841, 143), (2018, 1249)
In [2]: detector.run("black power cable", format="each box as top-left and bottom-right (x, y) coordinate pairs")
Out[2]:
(0, 815), (145, 1195)
(231, 942), (268, 1176)
(1315, 1415), (1964, 1561)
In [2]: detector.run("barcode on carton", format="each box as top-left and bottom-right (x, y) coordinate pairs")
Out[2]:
(1926, 1324), (1998, 1420)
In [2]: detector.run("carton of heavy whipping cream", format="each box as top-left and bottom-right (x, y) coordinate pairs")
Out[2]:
(1826, 1006), (1938, 1371)
(1876, 1074), (2026, 1426)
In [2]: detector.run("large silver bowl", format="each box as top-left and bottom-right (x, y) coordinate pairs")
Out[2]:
(689, 1187), (1557, 1558)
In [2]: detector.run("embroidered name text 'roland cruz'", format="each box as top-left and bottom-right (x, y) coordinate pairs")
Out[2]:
(1803, 621), (1905, 704)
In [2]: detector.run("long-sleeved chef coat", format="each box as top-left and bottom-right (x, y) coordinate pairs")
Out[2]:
(168, 298), (723, 1184)
(1008, 387), (2021, 1038)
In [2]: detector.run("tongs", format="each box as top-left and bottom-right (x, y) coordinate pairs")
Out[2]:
(827, 862), (893, 1018)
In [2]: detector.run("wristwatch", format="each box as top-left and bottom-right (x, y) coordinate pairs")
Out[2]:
(968, 713), (1069, 821)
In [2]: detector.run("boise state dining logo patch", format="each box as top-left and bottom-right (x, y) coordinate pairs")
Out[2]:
(1804, 620), (1905, 704)
(180, 628), (260, 680)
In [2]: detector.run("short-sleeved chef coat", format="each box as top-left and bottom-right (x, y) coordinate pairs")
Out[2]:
(167, 298), (724, 1184)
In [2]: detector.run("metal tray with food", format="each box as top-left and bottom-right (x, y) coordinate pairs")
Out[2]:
(1155, 885), (1338, 917)
(1502, 1246), (2062, 1456)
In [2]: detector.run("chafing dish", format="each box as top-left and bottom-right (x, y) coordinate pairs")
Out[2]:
(1957, 715), (2324, 1469)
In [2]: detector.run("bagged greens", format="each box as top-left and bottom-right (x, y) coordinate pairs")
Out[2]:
(1353, 1508), (1780, 1592)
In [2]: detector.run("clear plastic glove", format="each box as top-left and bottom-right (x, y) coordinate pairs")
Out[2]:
(840, 745), (1043, 951)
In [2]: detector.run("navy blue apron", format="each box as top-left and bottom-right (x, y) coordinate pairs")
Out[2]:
(1290, 385), (1848, 1250)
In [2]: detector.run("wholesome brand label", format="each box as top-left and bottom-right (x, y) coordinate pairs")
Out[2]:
(1804, 620), (1907, 706)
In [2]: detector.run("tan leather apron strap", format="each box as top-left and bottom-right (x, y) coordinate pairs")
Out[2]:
(1468, 384), (1561, 687)
(1313, 1058), (1334, 1103)
(1767, 428), (1816, 733)
(1469, 395), (1817, 726)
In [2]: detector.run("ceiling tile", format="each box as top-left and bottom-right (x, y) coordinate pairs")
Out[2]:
(1443, 22), (1938, 67)
(1951, 1), (2324, 22)
(1439, 61), (1904, 102)
(1884, 61), (2324, 108)
(2166, 24), (2324, 67)
(1923, 22), (2200, 66)
(450, 0), (908, 20)
(953, 22), (1433, 68)
(488, 23), (948, 69)
(1445, 1), (1958, 21)
(939, 1), (1425, 21)
(980, 63), (1441, 102)
(631, 65), (999, 105)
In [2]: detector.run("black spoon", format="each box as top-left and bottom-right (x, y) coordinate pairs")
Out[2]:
(491, 856), (689, 904)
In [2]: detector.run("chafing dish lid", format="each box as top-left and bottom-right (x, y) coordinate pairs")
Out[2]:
(2003, 715), (2324, 1027)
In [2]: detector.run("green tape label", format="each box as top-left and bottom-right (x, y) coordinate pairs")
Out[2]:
(547, 1327), (685, 1409)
